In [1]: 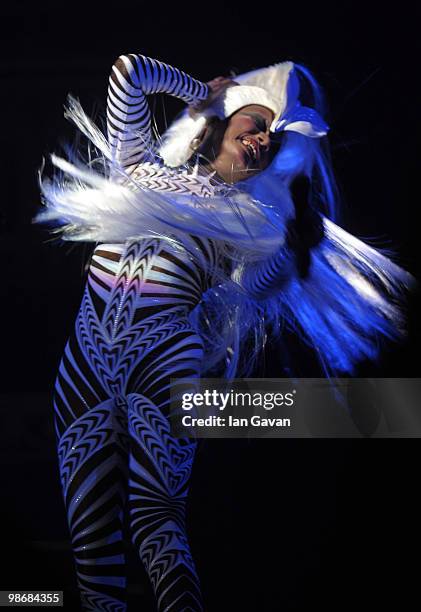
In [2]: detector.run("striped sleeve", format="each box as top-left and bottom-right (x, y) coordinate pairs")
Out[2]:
(107, 54), (209, 172)
(235, 245), (297, 301)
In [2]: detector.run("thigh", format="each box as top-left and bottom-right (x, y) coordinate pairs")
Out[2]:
(127, 392), (197, 499)
(125, 324), (201, 535)
(54, 397), (129, 530)
(52, 337), (131, 533)
(52, 332), (111, 442)
(127, 320), (204, 419)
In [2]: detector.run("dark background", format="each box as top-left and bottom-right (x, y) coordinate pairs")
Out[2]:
(1, 1), (420, 610)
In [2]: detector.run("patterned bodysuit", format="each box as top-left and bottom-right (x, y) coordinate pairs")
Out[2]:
(52, 53), (223, 612)
(56, 238), (220, 611)
(53, 54), (293, 612)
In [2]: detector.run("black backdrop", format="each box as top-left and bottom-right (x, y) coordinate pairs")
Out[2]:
(1, 1), (420, 610)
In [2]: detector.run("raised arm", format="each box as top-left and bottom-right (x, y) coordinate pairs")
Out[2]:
(107, 54), (209, 173)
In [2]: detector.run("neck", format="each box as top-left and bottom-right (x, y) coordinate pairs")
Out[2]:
(196, 159), (227, 187)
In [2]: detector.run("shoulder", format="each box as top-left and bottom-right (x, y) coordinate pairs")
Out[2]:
(127, 161), (216, 198)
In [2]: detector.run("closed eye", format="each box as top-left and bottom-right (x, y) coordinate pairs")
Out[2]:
(254, 116), (268, 132)
(240, 112), (268, 133)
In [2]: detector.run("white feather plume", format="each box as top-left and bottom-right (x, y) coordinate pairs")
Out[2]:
(158, 113), (208, 168)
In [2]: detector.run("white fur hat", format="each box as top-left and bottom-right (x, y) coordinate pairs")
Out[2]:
(158, 61), (329, 167)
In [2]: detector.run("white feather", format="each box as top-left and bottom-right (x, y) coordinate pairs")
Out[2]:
(159, 113), (208, 168)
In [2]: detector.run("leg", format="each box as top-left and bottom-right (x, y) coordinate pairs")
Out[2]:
(127, 394), (202, 611)
(127, 326), (205, 611)
(54, 383), (130, 611)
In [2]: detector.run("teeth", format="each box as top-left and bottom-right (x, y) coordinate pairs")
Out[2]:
(241, 138), (257, 161)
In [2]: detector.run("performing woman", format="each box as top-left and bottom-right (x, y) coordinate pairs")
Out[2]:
(36, 53), (414, 611)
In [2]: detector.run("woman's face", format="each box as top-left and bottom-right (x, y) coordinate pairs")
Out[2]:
(205, 104), (276, 184)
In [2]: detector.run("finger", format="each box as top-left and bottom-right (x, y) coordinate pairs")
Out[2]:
(208, 76), (225, 85)
(210, 77), (236, 87)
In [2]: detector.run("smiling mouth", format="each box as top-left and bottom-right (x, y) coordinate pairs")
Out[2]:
(238, 136), (259, 164)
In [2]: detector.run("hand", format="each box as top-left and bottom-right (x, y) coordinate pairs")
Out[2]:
(189, 76), (239, 117)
